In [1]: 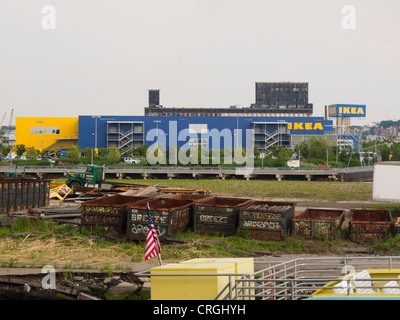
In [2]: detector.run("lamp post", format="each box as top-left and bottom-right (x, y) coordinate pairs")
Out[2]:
(92, 116), (101, 149)
(37, 121), (44, 151)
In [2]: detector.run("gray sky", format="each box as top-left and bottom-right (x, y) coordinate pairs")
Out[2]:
(1, 0), (399, 125)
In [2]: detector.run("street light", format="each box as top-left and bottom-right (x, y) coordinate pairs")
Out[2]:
(92, 116), (101, 149)
(37, 121), (44, 150)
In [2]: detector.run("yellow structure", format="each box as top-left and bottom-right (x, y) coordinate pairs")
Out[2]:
(150, 258), (254, 300)
(180, 258), (255, 299)
(311, 269), (400, 299)
(15, 117), (78, 151)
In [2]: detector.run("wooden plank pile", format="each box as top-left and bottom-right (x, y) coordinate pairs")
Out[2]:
(10, 205), (81, 225)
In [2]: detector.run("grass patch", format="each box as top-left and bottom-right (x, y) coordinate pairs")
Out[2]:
(0, 219), (350, 269)
(107, 179), (373, 202)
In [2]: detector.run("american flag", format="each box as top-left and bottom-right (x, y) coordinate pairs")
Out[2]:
(145, 203), (162, 261)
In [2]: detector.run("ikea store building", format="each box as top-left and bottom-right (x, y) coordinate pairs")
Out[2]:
(15, 83), (366, 155)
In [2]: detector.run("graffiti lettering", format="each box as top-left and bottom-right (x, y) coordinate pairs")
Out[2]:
(82, 215), (121, 225)
(242, 220), (281, 230)
(294, 221), (312, 237)
(130, 213), (168, 224)
(84, 206), (118, 215)
(129, 223), (166, 237)
(242, 211), (282, 220)
(199, 215), (228, 224)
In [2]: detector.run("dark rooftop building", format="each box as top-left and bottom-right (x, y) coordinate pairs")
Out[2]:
(252, 82), (311, 109)
(144, 82), (313, 117)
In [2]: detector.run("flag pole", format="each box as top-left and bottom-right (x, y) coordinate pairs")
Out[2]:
(147, 202), (162, 266)
(155, 243), (162, 266)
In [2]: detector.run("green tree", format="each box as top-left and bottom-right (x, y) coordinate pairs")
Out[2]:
(276, 147), (291, 167)
(82, 147), (94, 158)
(379, 144), (391, 161)
(67, 145), (81, 163)
(135, 144), (148, 157)
(98, 148), (110, 158)
(307, 136), (331, 161)
(15, 144), (26, 157)
(0, 144), (11, 157)
(26, 147), (37, 161)
(295, 141), (309, 160)
(107, 146), (121, 164)
(122, 147), (134, 157)
(391, 142), (400, 161)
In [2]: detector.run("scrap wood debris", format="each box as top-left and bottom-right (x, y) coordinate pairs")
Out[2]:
(9, 205), (82, 224)
(49, 184), (71, 201)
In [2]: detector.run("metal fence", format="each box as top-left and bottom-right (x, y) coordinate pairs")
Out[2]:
(226, 256), (400, 300)
(135, 256), (400, 300)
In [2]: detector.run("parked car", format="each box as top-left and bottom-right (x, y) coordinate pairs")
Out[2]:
(124, 157), (140, 164)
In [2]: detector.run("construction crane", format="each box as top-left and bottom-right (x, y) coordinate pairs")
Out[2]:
(8, 109), (13, 127)
(0, 112), (6, 135)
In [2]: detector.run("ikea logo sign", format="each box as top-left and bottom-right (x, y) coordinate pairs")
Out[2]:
(338, 106), (365, 115)
(287, 122), (324, 131)
(328, 104), (366, 118)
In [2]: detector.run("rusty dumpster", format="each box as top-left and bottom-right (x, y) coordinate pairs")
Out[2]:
(194, 197), (252, 236)
(239, 201), (296, 241)
(292, 208), (345, 239)
(168, 194), (214, 202)
(349, 209), (394, 243)
(396, 218), (400, 235)
(0, 178), (50, 213)
(126, 198), (193, 241)
(81, 195), (151, 236)
(168, 194), (214, 227)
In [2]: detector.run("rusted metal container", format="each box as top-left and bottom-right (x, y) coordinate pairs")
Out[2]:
(81, 195), (151, 236)
(239, 201), (296, 241)
(292, 208), (345, 239)
(349, 209), (394, 243)
(194, 197), (252, 236)
(127, 198), (193, 241)
(168, 194), (214, 202)
(0, 178), (50, 213)
(168, 194), (214, 227)
(396, 218), (400, 235)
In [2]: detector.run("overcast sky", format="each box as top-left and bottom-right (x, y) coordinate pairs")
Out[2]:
(0, 0), (399, 125)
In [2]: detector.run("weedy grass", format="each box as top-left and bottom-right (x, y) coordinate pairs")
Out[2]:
(107, 179), (373, 202)
(0, 179), (396, 271)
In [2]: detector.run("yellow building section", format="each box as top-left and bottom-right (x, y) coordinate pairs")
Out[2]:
(15, 117), (79, 150)
(150, 258), (254, 300)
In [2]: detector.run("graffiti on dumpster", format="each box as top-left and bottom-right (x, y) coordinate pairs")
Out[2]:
(294, 221), (312, 237)
(199, 214), (229, 224)
(83, 206), (119, 215)
(241, 211), (282, 221)
(129, 212), (169, 224)
(82, 215), (121, 225)
(241, 220), (281, 230)
(129, 223), (166, 237)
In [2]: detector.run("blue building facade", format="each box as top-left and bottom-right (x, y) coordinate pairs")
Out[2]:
(78, 115), (334, 152)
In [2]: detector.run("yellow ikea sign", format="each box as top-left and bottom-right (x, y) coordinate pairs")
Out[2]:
(328, 104), (366, 118)
(287, 122), (324, 131)
(338, 106), (365, 115)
